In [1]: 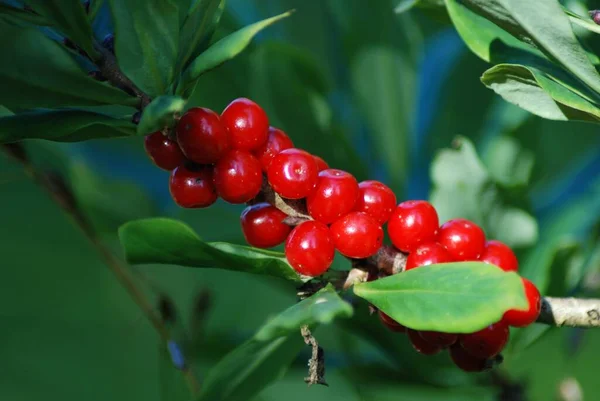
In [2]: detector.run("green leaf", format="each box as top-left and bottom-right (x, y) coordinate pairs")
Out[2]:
(158, 345), (191, 401)
(118, 217), (307, 283)
(0, 3), (50, 25)
(26, 0), (97, 58)
(564, 7), (600, 35)
(0, 19), (137, 109)
(0, 109), (136, 143)
(137, 95), (186, 135)
(177, 10), (294, 97)
(482, 136), (534, 188)
(108, 0), (179, 96)
(177, 0), (227, 71)
(353, 263), (528, 333)
(198, 286), (352, 401)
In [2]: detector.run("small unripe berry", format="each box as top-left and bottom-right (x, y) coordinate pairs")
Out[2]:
(330, 212), (383, 259)
(354, 180), (397, 224)
(221, 98), (269, 151)
(378, 311), (406, 333)
(405, 242), (453, 271)
(419, 331), (458, 348)
(176, 107), (231, 164)
(240, 203), (291, 248)
(267, 148), (318, 199)
(254, 127), (293, 170)
(285, 221), (335, 277)
(307, 169), (359, 224)
(213, 150), (262, 204)
(387, 200), (439, 252)
(459, 322), (509, 359)
(169, 165), (217, 208)
(502, 278), (541, 327)
(144, 132), (186, 171)
(407, 329), (442, 355)
(449, 345), (490, 372)
(480, 240), (518, 272)
(437, 218), (486, 261)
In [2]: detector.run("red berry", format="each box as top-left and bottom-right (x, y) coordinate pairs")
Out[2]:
(240, 203), (291, 248)
(449, 345), (489, 372)
(378, 310), (406, 333)
(405, 242), (453, 271)
(313, 155), (329, 172)
(502, 278), (541, 327)
(285, 221), (335, 277)
(267, 148), (318, 199)
(213, 150), (262, 204)
(144, 132), (185, 171)
(419, 331), (458, 348)
(354, 180), (397, 224)
(176, 107), (231, 164)
(330, 212), (383, 259)
(221, 98), (269, 151)
(437, 218), (486, 261)
(169, 164), (217, 208)
(307, 169), (359, 224)
(459, 322), (509, 359)
(254, 127), (294, 171)
(387, 200), (439, 252)
(480, 240), (518, 272)
(407, 329), (442, 355)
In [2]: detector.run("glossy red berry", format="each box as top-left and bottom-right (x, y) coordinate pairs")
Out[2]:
(354, 180), (397, 224)
(449, 345), (489, 372)
(307, 169), (359, 224)
(313, 155), (329, 172)
(169, 165), (217, 208)
(267, 148), (318, 199)
(387, 200), (439, 253)
(480, 240), (518, 272)
(502, 278), (541, 327)
(144, 132), (185, 171)
(285, 221), (335, 277)
(419, 331), (458, 348)
(240, 203), (291, 248)
(459, 322), (509, 359)
(254, 127), (294, 171)
(405, 242), (453, 271)
(330, 212), (383, 259)
(437, 218), (486, 261)
(213, 150), (262, 204)
(176, 107), (231, 164)
(407, 329), (442, 355)
(221, 98), (269, 151)
(378, 311), (406, 333)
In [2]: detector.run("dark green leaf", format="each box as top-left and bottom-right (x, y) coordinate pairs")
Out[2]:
(137, 95), (186, 135)
(118, 217), (307, 282)
(177, 0), (226, 70)
(0, 3), (50, 25)
(88, 0), (105, 21)
(0, 109), (136, 143)
(395, 0), (445, 14)
(26, 0), (97, 58)
(0, 19), (137, 109)
(353, 262), (528, 333)
(177, 10), (294, 97)
(198, 286), (352, 401)
(158, 345), (191, 401)
(108, 0), (179, 96)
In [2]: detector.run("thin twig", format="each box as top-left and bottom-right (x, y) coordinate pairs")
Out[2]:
(538, 297), (600, 328)
(300, 325), (327, 386)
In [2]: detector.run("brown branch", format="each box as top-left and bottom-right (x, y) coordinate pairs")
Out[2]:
(300, 326), (327, 386)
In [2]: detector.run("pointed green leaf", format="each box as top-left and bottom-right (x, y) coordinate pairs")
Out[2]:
(137, 95), (186, 135)
(177, 10), (294, 97)
(108, 0), (179, 96)
(0, 109), (136, 144)
(0, 3), (50, 25)
(564, 8), (600, 35)
(353, 263), (528, 333)
(118, 217), (307, 282)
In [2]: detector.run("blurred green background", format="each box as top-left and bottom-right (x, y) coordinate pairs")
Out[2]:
(1, 0), (600, 400)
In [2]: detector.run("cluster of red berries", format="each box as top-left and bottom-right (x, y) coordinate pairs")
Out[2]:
(379, 201), (541, 372)
(143, 97), (542, 372)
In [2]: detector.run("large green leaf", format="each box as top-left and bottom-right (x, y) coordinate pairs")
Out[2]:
(482, 136), (534, 188)
(137, 95), (187, 135)
(353, 262), (527, 333)
(198, 286), (352, 401)
(26, 0), (97, 58)
(108, 0), (179, 96)
(0, 109), (136, 143)
(0, 19), (136, 109)
(177, 0), (226, 71)
(176, 11), (294, 97)
(0, 3), (50, 25)
(119, 218), (307, 283)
